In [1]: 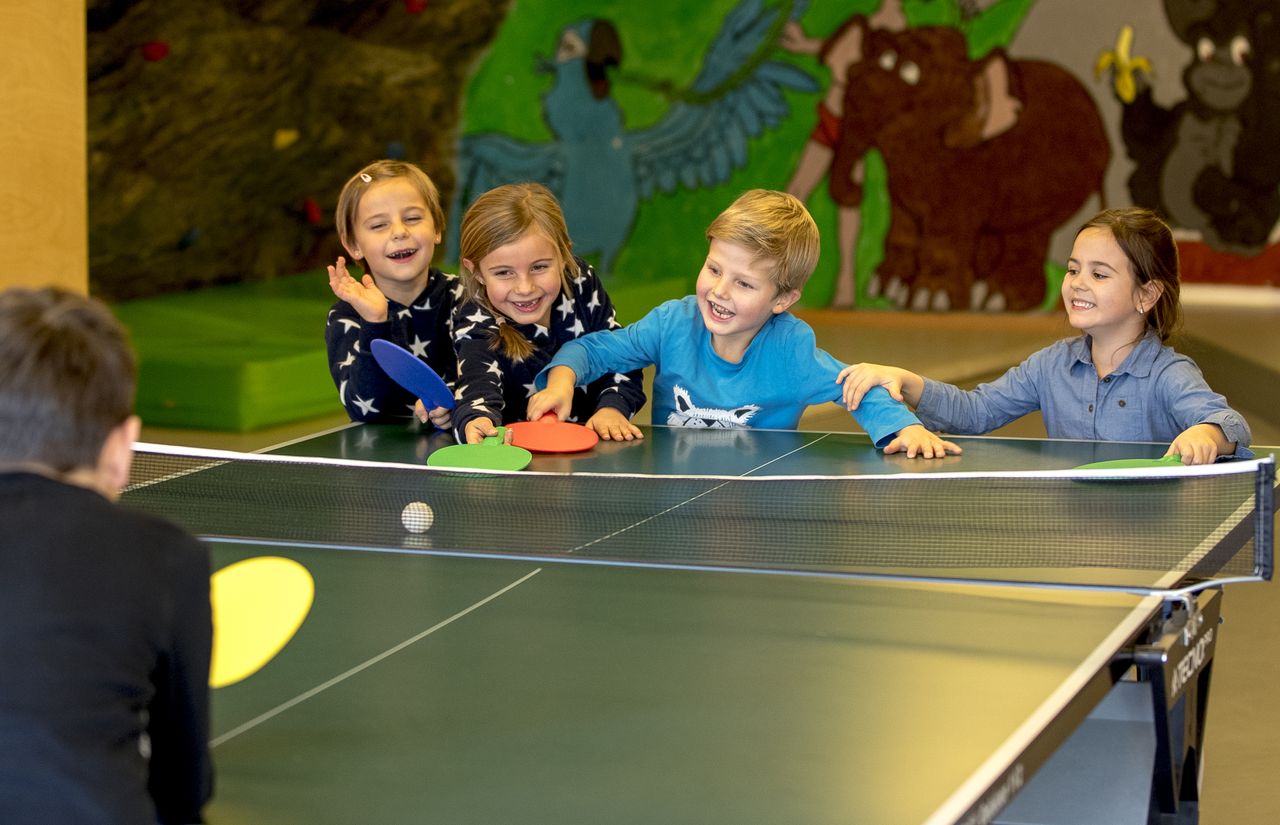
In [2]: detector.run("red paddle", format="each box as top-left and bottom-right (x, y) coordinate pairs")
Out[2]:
(508, 413), (599, 454)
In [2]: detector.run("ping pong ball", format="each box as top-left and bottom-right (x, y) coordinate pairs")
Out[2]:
(401, 501), (435, 533)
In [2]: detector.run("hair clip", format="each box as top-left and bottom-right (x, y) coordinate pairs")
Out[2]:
(360, 173), (372, 183)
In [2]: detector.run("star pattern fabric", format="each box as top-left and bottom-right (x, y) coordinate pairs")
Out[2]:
(325, 268), (461, 423)
(450, 257), (645, 440)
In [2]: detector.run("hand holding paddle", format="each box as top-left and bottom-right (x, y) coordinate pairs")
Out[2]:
(464, 416), (512, 445)
(1167, 422), (1233, 465)
(414, 400), (453, 430)
(527, 366), (576, 423)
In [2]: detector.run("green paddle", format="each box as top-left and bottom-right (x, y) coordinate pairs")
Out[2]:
(1073, 454), (1185, 470)
(427, 428), (532, 471)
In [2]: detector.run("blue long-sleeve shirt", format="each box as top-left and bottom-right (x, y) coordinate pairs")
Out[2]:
(538, 296), (921, 447)
(916, 332), (1252, 454)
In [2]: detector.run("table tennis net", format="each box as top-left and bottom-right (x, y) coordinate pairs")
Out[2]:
(123, 444), (1275, 590)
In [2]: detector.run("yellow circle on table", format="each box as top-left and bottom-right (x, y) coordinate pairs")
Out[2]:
(210, 556), (314, 689)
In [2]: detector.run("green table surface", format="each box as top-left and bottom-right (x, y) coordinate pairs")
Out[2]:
(198, 426), (1256, 824)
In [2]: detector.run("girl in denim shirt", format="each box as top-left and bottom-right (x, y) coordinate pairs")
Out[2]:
(837, 208), (1251, 464)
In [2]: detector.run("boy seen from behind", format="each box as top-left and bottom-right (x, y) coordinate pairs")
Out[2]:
(528, 189), (959, 457)
(0, 287), (213, 824)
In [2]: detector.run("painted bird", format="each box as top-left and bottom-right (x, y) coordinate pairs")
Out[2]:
(447, 0), (817, 273)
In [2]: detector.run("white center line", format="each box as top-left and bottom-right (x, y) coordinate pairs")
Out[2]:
(210, 567), (542, 748)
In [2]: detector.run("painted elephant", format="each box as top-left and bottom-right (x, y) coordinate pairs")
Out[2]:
(827, 19), (1110, 311)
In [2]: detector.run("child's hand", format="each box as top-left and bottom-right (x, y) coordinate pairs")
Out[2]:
(587, 408), (644, 442)
(464, 416), (510, 445)
(1166, 423), (1231, 465)
(328, 256), (388, 323)
(838, 363), (914, 410)
(527, 367), (579, 423)
(527, 388), (572, 423)
(883, 424), (962, 459)
(414, 400), (453, 430)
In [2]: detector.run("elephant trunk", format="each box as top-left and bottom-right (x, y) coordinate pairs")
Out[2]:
(828, 98), (873, 206)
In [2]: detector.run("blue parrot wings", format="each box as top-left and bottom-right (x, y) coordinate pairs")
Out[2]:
(446, 133), (565, 260)
(627, 0), (818, 199)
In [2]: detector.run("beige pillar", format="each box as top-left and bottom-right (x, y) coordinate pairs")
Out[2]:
(0, 3), (86, 294)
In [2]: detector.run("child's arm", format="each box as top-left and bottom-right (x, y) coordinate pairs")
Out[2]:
(572, 264), (647, 441)
(837, 362), (925, 410)
(147, 535), (214, 823)
(463, 415), (512, 445)
(451, 303), (509, 443)
(532, 301), (671, 404)
(325, 300), (406, 422)
(1155, 358), (1252, 463)
(897, 351), (1048, 436)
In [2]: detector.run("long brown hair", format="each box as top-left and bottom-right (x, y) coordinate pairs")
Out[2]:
(458, 183), (577, 362)
(1077, 207), (1182, 342)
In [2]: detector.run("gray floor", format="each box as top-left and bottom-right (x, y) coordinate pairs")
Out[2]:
(142, 302), (1279, 824)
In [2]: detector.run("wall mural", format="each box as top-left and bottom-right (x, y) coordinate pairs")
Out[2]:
(87, 0), (1278, 306)
(781, 3), (1107, 311)
(446, 1), (818, 273)
(1098, 0), (1280, 285)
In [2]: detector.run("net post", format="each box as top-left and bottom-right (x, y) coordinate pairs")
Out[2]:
(1256, 457), (1275, 581)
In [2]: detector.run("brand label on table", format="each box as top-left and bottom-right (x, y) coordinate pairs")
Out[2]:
(957, 763), (1025, 825)
(1170, 623), (1214, 698)
(1149, 588), (1222, 706)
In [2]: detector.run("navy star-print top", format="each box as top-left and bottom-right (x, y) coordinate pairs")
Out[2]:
(325, 268), (463, 423)
(451, 258), (646, 440)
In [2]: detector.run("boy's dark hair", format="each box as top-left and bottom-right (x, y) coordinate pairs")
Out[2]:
(0, 287), (136, 471)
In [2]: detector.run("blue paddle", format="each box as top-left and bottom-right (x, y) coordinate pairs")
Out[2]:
(370, 339), (455, 410)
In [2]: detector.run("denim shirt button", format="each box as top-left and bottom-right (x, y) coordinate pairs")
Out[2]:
(1088, 403), (1094, 412)
(1118, 399), (1126, 407)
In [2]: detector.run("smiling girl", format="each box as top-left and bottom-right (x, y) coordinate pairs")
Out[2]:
(451, 183), (646, 444)
(838, 208), (1252, 463)
(325, 160), (461, 426)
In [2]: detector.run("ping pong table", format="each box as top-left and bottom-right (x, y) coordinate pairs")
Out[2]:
(125, 425), (1276, 825)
